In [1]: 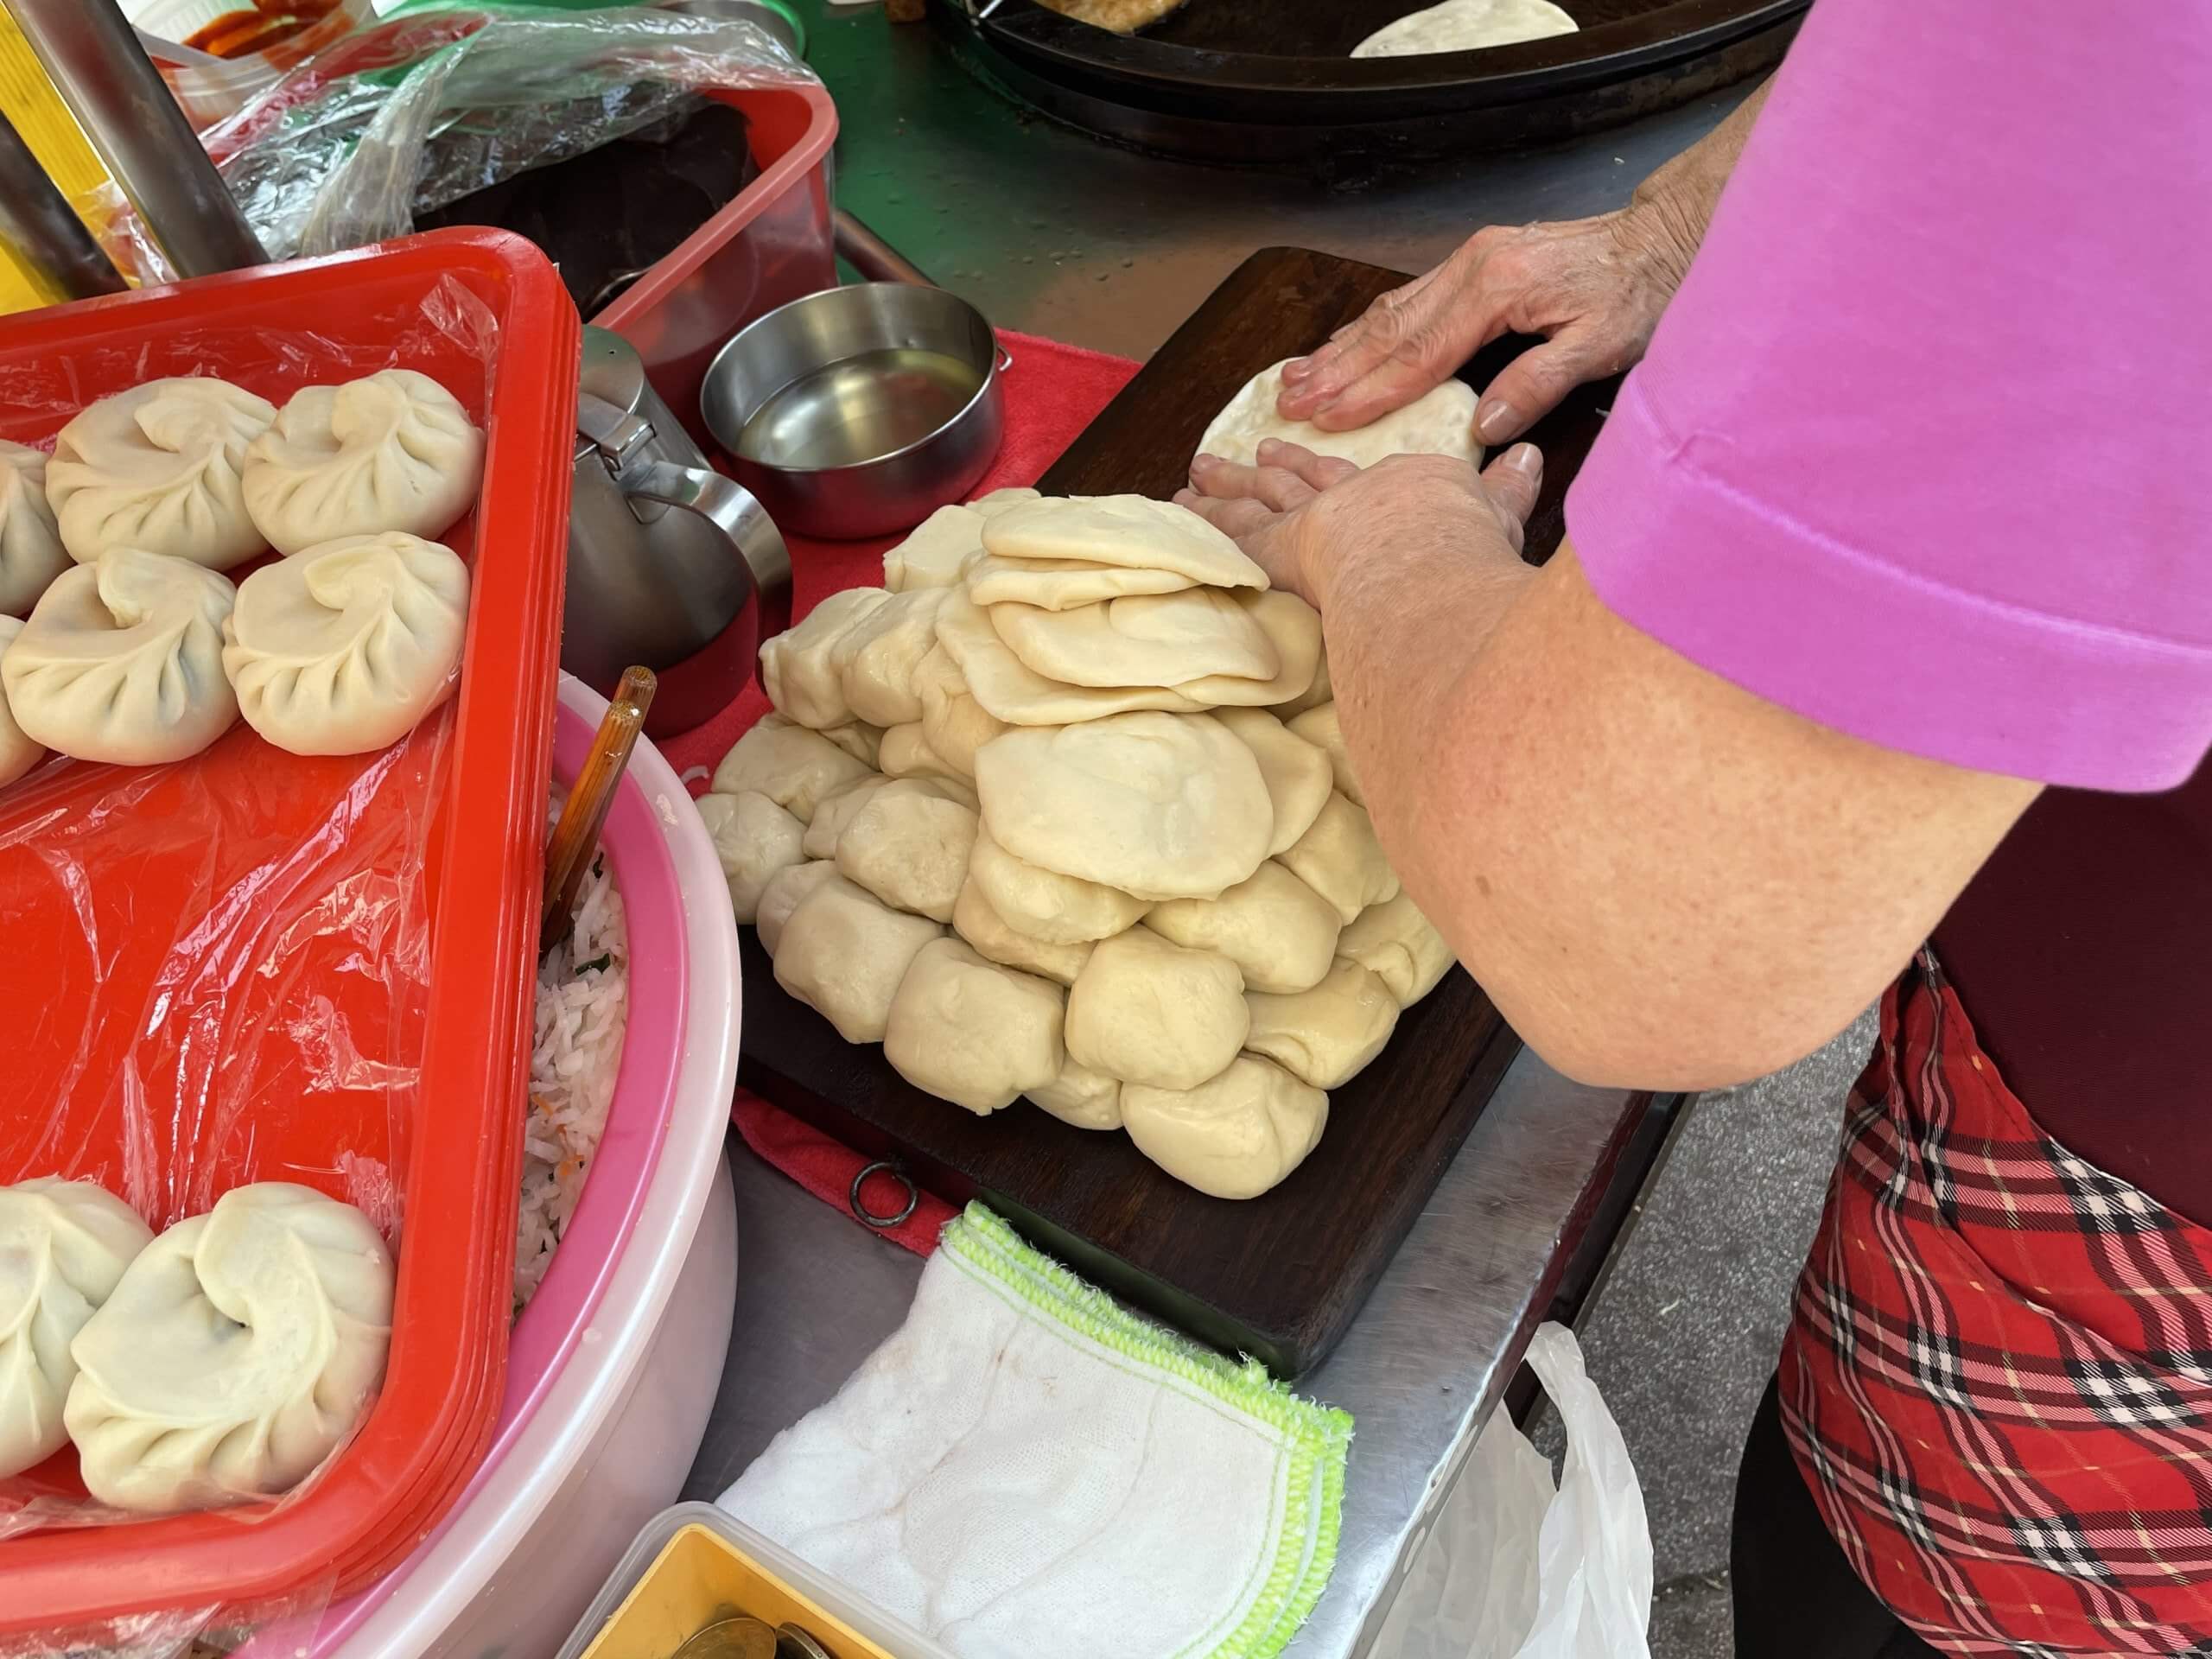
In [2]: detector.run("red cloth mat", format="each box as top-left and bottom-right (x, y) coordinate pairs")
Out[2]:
(663, 327), (1140, 1255)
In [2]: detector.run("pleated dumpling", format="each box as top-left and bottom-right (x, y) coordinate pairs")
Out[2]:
(0, 1179), (153, 1479)
(243, 371), (486, 556)
(0, 440), (67, 618)
(223, 531), (469, 756)
(45, 377), (274, 571)
(65, 1183), (393, 1514)
(0, 616), (44, 788)
(2, 547), (238, 766)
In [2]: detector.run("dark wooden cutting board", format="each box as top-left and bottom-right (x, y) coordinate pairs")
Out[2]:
(738, 245), (1618, 1376)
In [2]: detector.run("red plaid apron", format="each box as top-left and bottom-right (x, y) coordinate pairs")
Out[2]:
(1782, 952), (2212, 1656)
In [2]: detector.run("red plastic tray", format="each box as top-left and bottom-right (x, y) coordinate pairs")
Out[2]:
(0, 229), (578, 1632)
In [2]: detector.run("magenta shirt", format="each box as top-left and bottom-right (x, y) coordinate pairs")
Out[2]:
(1566, 0), (2212, 792)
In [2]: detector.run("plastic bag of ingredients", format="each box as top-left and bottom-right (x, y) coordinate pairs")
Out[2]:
(196, 3), (817, 263)
(1372, 1324), (1654, 1659)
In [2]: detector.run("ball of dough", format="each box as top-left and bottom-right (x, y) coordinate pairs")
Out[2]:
(967, 553), (1196, 612)
(802, 774), (892, 861)
(935, 587), (1205, 725)
(1196, 358), (1482, 472)
(976, 711), (1272, 901)
(1272, 642), (1332, 719)
(883, 503), (987, 592)
(1146, 861), (1342, 995)
(1122, 1056), (1328, 1201)
(1028, 1058), (1123, 1130)
(1213, 706), (1332, 855)
(222, 531), (468, 756)
(885, 938), (1066, 1114)
(836, 586), (949, 728)
(1173, 589), (1324, 708)
(712, 714), (874, 823)
(968, 486), (1040, 519)
(914, 643), (1006, 778)
(756, 860), (838, 955)
(988, 587), (1281, 689)
(1244, 959), (1400, 1089)
(0, 616), (45, 788)
(1065, 927), (1248, 1090)
(968, 825), (1150, 944)
(1, 440), (67, 619)
(0, 1179), (152, 1478)
(760, 588), (892, 729)
(772, 875), (943, 1042)
(1279, 791), (1399, 925)
(981, 494), (1267, 589)
(1351, 0), (1577, 57)
(1338, 890), (1458, 1007)
(953, 877), (1094, 986)
(66, 1183), (392, 1513)
(4, 548), (238, 766)
(242, 370), (484, 556)
(47, 378), (275, 572)
(1286, 702), (1362, 804)
(834, 777), (979, 923)
(696, 789), (805, 923)
(818, 721), (884, 768)
(879, 721), (970, 786)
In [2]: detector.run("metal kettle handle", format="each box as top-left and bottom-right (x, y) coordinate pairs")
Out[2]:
(620, 459), (794, 621)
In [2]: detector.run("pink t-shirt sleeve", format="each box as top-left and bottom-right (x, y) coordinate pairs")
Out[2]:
(1565, 0), (2212, 791)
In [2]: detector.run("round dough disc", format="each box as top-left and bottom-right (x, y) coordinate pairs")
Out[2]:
(988, 586), (1281, 689)
(967, 825), (1151, 945)
(981, 494), (1267, 590)
(1146, 861), (1343, 995)
(967, 554), (1197, 612)
(1196, 358), (1483, 472)
(1351, 0), (1578, 58)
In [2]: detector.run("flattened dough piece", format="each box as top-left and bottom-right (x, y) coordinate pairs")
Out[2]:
(936, 587), (1205, 725)
(1197, 358), (1483, 471)
(759, 588), (891, 729)
(696, 790), (804, 922)
(833, 778), (979, 923)
(1351, 0), (1577, 58)
(1033, 0), (1190, 35)
(953, 878), (1094, 987)
(1027, 1058), (1124, 1130)
(1146, 861), (1342, 995)
(773, 877), (943, 1042)
(802, 774), (893, 861)
(1213, 706), (1332, 855)
(884, 938), (1066, 1114)
(1244, 959), (1400, 1089)
(968, 554), (1196, 612)
(914, 643), (1007, 777)
(883, 504), (985, 592)
(989, 587), (1280, 689)
(1272, 642), (1332, 720)
(968, 825), (1150, 945)
(982, 494), (1266, 590)
(969, 486), (1042, 519)
(1122, 1056), (1327, 1200)
(712, 713), (874, 822)
(836, 587), (948, 728)
(878, 721), (976, 791)
(975, 711), (1272, 901)
(1065, 927), (1247, 1090)
(1286, 702), (1363, 804)
(1338, 890), (1458, 1006)
(1279, 791), (1401, 924)
(1174, 589), (1324, 709)
(756, 860), (838, 955)
(819, 721), (884, 768)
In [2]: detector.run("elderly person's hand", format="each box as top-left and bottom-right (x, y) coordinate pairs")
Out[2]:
(1175, 437), (1546, 607)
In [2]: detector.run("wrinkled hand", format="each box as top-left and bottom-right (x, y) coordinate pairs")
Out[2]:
(1273, 204), (1698, 446)
(1176, 437), (1543, 607)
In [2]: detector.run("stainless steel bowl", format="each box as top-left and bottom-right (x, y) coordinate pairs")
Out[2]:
(699, 283), (1007, 540)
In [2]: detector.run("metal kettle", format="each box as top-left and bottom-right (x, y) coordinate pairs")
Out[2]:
(568, 327), (791, 735)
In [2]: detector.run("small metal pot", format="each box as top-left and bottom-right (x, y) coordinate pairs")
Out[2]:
(698, 283), (1007, 540)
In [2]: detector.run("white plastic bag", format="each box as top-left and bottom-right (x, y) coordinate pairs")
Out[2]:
(1373, 1324), (1653, 1659)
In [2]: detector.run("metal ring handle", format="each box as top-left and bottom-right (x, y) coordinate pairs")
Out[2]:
(849, 1160), (920, 1230)
(614, 458), (794, 611)
(995, 341), (1015, 374)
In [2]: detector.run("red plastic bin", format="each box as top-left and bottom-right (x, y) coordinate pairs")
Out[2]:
(0, 229), (579, 1633)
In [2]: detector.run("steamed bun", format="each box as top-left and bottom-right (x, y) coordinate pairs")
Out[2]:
(0, 440), (67, 618)
(3, 548), (238, 765)
(243, 371), (484, 556)
(222, 531), (468, 756)
(66, 1183), (393, 1513)
(46, 378), (275, 571)
(0, 1179), (153, 1478)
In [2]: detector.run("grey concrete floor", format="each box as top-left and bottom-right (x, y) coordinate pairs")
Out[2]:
(1529, 1007), (1879, 1659)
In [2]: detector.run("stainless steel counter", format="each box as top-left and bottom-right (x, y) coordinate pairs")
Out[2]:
(683, 15), (1748, 1651)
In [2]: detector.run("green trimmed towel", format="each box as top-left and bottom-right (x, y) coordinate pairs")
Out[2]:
(720, 1203), (1351, 1659)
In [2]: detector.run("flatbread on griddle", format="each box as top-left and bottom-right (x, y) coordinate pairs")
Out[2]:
(1034, 0), (1191, 34)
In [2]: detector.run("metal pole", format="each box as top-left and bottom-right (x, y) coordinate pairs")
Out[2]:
(2, 0), (266, 277)
(0, 108), (127, 299)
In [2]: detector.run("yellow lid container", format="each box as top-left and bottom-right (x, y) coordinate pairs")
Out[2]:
(582, 1522), (893, 1659)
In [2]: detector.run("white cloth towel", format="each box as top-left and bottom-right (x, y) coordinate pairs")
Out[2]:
(721, 1203), (1352, 1659)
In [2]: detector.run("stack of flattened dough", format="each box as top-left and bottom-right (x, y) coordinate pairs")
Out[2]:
(700, 486), (1459, 1201)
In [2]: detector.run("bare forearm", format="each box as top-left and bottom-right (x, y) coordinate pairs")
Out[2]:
(1626, 79), (1772, 286)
